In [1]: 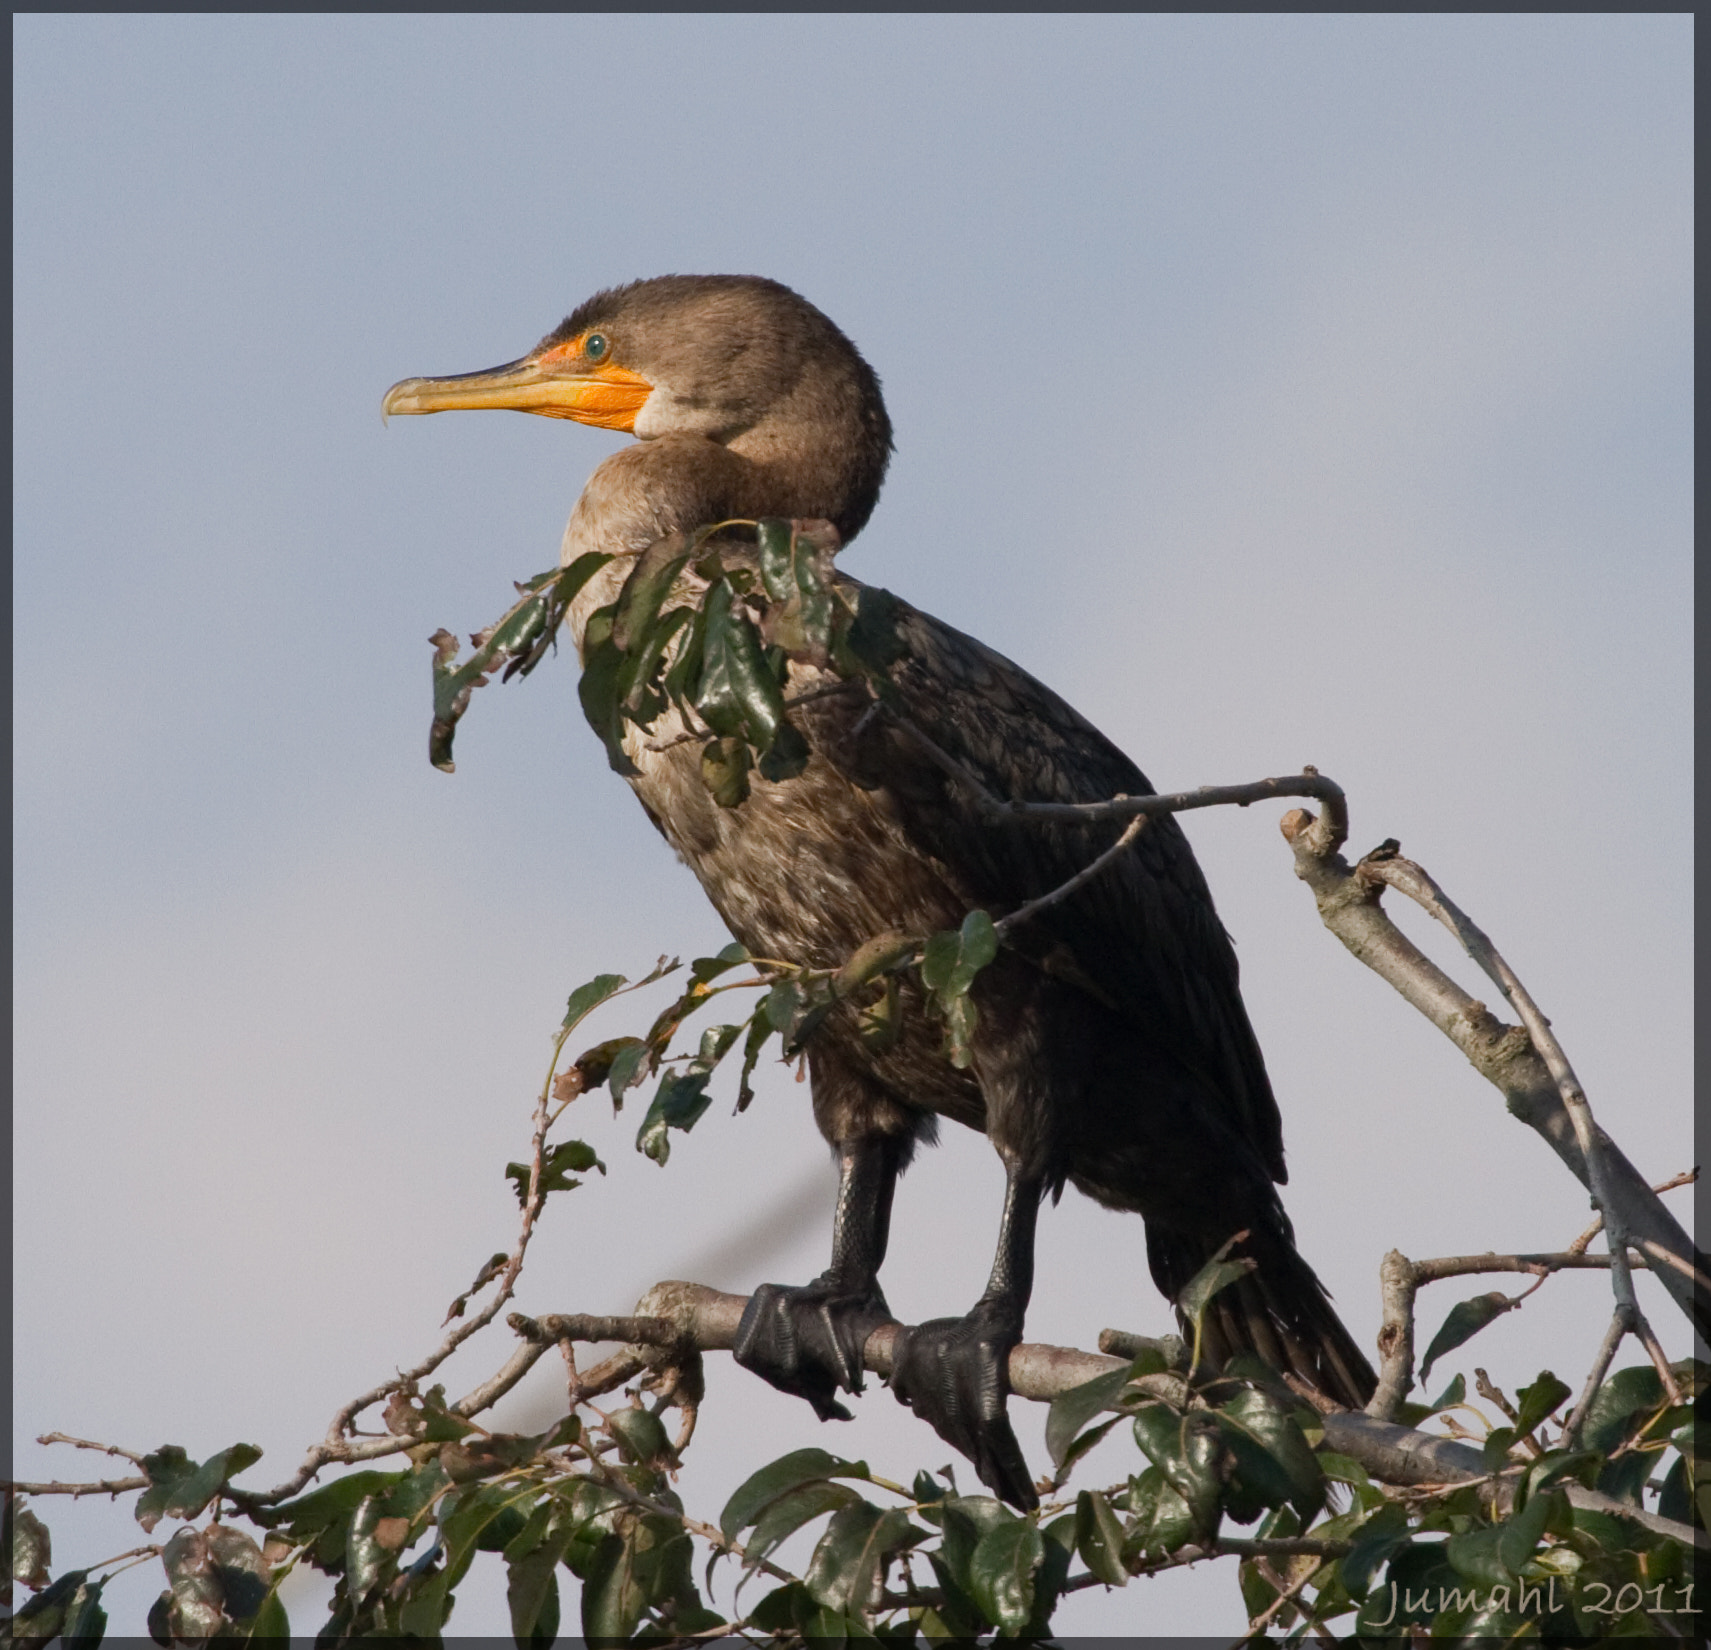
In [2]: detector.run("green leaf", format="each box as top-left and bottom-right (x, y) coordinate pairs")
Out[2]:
(562, 972), (628, 1031)
(1511, 1369), (1572, 1438)
(721, 1448), (870, 1541)
(757, 518), (797, 603)
(694, 579), (787, 749)
(1316, 1450), (1371, 1489)
(610, 535), (693, 653)
(580, 1529), (645, 1644)
(1335, 1501), (1408, 1598)
(1131, 1404), (1222, 1539)
(506, 1138), (604, 1206)
(1073, 1489), (1128, 1586)
(1122, 1468), (1196, 1559)
(1174, 1239), (1257, 1348)
(735, 1009), (775, 1112)
(935, 1496), (1012, 1600)
(1213, 1386), (1325, 1517)
(1044, 1365), (1133, 1471)
(506, 1538), (563, 1649)
(966, 1516), (1044, 1632)
(1444, 1523), (1510, 1589)
(804, 1501), (919, 1616)
(1418, 1292), (1515, 1382)
(59, 1575), (106, 1649)
(607, 1407), (673, 1467)
(841, 584), (908, 674)
(345, 1495), (389, 1604)
(636, 1070), (714, 1164)
(605, 1038), (651, 1108)
(1497, 1485), (1560, 1575)
(690, 943), (749, 984)
(135, 1443), (263, 1533)
(1580, 1363), (1664, 1454)
(747, 1480), (863, 1568)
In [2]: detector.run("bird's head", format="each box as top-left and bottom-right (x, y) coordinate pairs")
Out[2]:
(384, 275), (893, 540)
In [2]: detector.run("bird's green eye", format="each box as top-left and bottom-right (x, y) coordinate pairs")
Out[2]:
(584, 333), (609, 361)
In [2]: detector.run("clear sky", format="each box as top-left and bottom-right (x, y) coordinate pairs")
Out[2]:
(14, 14), (1692, 1637)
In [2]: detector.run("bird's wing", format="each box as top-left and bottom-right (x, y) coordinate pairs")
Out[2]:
(811, 585), (1286, 1183)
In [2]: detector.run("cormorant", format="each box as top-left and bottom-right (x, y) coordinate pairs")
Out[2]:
(384, 275), (1375, 1509)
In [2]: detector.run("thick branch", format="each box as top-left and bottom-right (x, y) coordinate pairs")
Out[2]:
(549, 1280), (1704, 1551)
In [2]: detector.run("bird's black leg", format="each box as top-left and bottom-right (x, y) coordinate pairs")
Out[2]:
(889, 1158), (1044, 1510)
(732, 1133), (905, 1422)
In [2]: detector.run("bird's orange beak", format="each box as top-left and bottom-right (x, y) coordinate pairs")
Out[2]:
(382, 345), (653, 432)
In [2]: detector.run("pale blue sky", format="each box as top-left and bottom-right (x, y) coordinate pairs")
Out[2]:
(15, 14), (1692, 1636)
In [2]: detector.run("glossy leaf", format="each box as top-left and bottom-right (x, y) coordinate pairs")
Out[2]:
(746, 1481), (863, 1569)
(1580, 1364), (1663, 1454)
(1044, 1365), (1133, 1471)
(966, 1516), (1044, 1632)
(1418, 1292), (1515, 1383)
(803, 1501), (918, 1616)
(607, 1407), (673, 1467)
(1131, 1404), (1222, 1539)
(505, 1538), (563, 1649)
(1074, 1489), (1128, 1586)
(721, 1448), (870, 1542)
(1122, 1467), (1196, 1559)
(1214, 1386), (1324, 1516)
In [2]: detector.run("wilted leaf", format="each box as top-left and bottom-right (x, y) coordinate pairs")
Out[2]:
(442, 1251), (510, 1324)
(135, 1444), (262, 1533)
(11, 1501), (51, 1590)
(636, 1070), (714, 1164)
(1418, 1292), (1515, 1383)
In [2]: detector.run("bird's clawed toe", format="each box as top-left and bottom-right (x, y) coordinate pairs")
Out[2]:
(733, 1275), (894, 1423)
(888, 1300), (1037, 1510)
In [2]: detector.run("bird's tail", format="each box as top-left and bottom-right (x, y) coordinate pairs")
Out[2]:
(1146, 1223), (1376, 1411)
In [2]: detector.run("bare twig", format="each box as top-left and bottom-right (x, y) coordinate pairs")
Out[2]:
(995, 814), (1147, 937)
(35, 1433), (146, 1467)
(4, 1477), (148, 1499)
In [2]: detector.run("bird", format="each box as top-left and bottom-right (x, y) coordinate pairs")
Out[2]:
(383, 274), (1375, 1509)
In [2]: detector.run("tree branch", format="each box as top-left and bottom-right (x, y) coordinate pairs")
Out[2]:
(1278, 810), (1705, 1337)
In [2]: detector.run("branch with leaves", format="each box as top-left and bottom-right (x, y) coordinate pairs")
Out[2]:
(8, 521), (1702, 1645)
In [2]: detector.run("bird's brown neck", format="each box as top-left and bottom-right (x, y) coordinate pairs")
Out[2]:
(561, 405), (887, 656)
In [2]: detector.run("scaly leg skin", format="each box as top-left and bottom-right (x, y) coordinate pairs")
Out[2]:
(733, 1134), (904, 1422)
(889, 1163), (1043, 1510)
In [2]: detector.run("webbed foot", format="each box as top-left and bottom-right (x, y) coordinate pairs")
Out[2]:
(888, 1298), (1038, 1509)
(733, 1275), (894, 1422)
